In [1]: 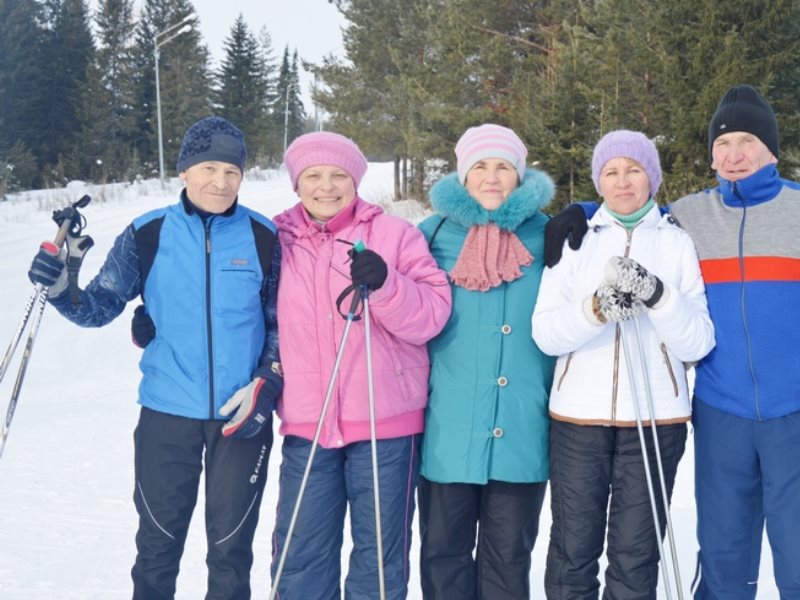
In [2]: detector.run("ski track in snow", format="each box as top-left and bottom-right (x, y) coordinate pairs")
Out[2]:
(0, 164), (778, 598)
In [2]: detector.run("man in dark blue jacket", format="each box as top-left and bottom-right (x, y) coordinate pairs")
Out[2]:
(28, 116), (281, 600)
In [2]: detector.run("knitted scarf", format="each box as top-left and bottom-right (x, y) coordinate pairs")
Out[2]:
(449, 223), (532, 291)
(429, 170), (555, 292)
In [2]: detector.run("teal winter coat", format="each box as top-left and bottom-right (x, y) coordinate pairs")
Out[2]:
(419, 169), (556, 484)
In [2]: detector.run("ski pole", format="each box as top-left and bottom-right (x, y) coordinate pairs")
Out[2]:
(269, 283), (364, 600)
(361, 281), (386, 600)
(0, 288), (41, 387)
(0, 195), (91, 461)
(631, 317), (684, 599)
(619, 319), (675, 600)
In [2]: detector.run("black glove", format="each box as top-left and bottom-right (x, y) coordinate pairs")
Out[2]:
(603, 257), (664, 308)
(350, 249), (388, 291)
(131, 304), (156, 348)
(544, 204), (589, 268)
(28, 242), (68, 297)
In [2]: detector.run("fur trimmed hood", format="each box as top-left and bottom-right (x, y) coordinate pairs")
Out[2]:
(429, 168), (555, 231)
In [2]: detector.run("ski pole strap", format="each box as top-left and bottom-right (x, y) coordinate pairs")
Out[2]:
(336, 284), (363, 321)
(65, 234), (95, 306)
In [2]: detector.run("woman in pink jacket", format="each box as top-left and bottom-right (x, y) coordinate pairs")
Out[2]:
(270, 132), (451, 599)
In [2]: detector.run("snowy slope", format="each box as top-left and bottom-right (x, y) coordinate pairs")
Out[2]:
(0, 164), (777, 599)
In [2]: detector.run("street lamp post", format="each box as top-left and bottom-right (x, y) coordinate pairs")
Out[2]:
(154, 16), (194, 183)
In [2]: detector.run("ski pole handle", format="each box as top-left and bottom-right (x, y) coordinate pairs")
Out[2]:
(348, 239), (366, 258)
(51, 219), (74, 249)
(51, 194), (92, 248)
(348, 239), (372, 302)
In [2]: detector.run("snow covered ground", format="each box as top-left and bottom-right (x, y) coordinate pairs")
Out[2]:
(0, 164), (778, 598)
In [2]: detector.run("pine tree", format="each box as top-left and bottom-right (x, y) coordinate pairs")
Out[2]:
(655, 0), (800, 196)
(256, 26), (279, 163)
(0, 0), (49, 187)
(213, 14), (269, 163)
(131, 0), (211, 177)
(289, 50), (307, 141)
(272, 46), (307, 156)
(315, 0), (434, 198)
(38, 0), (96, 183)
(78, 0), (138, 182)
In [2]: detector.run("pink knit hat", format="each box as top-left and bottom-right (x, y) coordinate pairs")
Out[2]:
(455, 124), (528, 184)
(284, 132), (368, 191)
(591, 130), (662, 198)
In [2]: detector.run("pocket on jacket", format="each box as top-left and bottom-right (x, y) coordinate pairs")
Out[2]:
(556, 352), (574, 391)
(660, 343), (679, 398)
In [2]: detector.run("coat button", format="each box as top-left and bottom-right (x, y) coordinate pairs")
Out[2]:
(501, 324), (512, 334)
(497, 376), (508, 387)
(493, 427), (504, 438)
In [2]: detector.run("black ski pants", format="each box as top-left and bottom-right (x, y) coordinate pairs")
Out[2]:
(545, 420), (687, 600)
(130, 407), (272, 600)
(418, 477), (547, 600)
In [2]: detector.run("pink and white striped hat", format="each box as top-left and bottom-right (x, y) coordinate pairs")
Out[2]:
(455, 124), (528, 184)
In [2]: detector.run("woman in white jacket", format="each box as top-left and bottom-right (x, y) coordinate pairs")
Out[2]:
(532, 130), (715, 599)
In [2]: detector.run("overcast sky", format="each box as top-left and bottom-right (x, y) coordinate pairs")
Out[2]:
(191, 0), (348, 109)
(97, 1), (349, 109)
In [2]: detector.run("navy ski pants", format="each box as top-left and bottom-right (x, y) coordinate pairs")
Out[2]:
(692, 398), (800, 599)
(130, 407), (272, 600)
(270, 434), (419, 600)
(418, 477), (547, 600)
(545, 420), (686, 600)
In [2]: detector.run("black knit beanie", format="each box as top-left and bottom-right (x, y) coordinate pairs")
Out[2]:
(176, 116), (247, 173)
(708, 84), (779, 159)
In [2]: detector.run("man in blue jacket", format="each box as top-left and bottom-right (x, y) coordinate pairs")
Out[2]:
(544, 85), (800, 599)
(28, 116), (282, 600)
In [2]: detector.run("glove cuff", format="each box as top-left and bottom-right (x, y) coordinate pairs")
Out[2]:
(589, 293), (608, 324)
(643, 277), (664, 308)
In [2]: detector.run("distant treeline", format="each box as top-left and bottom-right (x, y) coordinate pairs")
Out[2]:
(317, 0), (800, 208)
(0, 0), (307, 194)
(2, 0), (799, 206)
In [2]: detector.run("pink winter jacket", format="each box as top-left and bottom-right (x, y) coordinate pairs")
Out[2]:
(274, 197), (451, 449)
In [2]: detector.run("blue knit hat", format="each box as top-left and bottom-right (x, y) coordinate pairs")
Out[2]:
(177, 116), (247, 173)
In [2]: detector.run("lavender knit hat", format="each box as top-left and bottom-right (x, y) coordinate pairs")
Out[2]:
(284, 132), (368, 191)
(591, 130), (662, 198)
(455, 124), (528, 184)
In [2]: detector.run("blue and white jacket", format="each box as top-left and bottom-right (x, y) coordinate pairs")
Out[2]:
(670, 164), (800, 420)
(50, 191), (281, 420)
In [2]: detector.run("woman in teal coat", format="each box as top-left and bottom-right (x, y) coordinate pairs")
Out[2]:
(418, 124), (556, 600)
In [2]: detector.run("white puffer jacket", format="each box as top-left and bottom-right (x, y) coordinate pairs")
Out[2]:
(532, 204), (715, 426)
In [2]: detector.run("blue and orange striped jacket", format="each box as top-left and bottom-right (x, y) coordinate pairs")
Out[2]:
(671, 164), (800, 420)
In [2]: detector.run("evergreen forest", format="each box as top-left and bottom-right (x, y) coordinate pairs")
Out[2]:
(2, 0), (799, 208)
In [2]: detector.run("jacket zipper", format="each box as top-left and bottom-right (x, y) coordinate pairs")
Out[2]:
(205, 220), (216, 419)
(733, 183), (761, 419)
(611, 226), (635, 423)
(660, 343), (679, 397)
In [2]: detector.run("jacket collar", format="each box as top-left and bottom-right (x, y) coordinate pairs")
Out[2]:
(715, 164), (782, 207)
(590, 202), (665, 230)
(429, 168), (554, 231)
